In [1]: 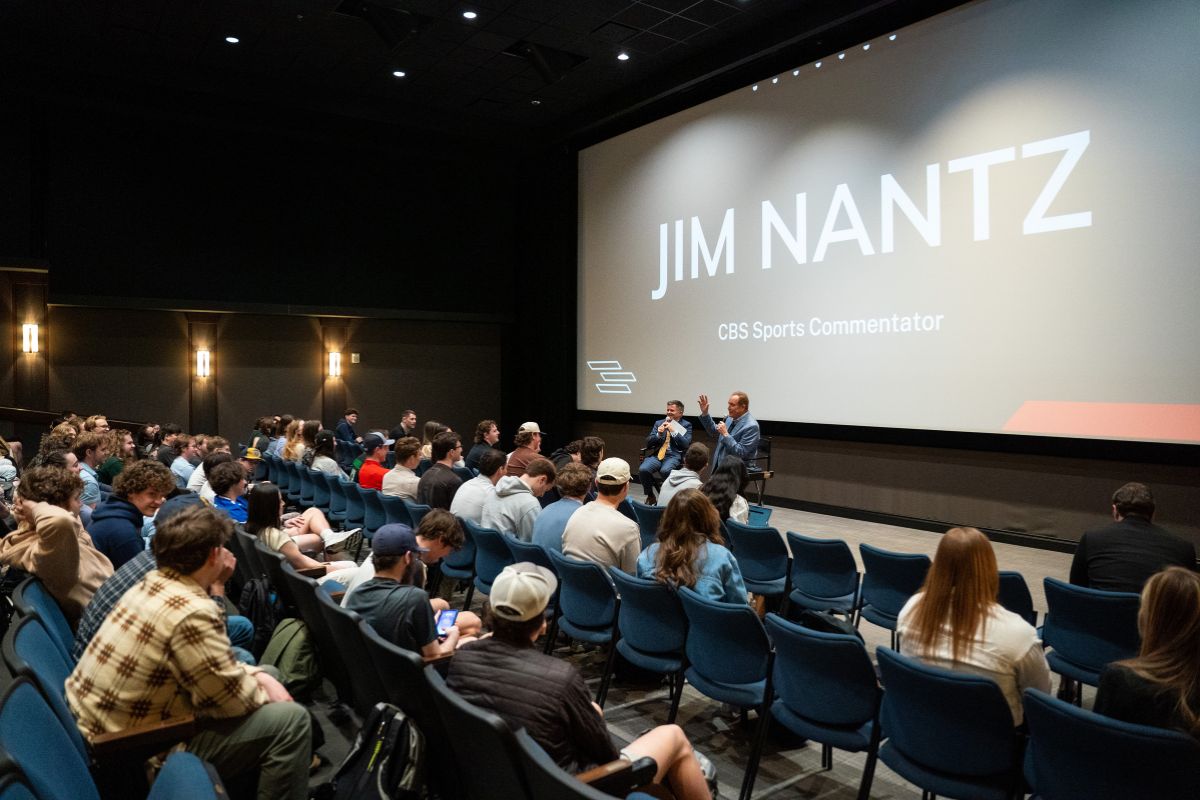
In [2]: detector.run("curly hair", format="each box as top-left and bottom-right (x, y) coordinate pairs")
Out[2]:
(16, 465), (84, 508)
(113, 460), (175, 499)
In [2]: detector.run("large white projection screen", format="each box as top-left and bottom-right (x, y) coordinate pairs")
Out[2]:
(577, 0), (1200, 444)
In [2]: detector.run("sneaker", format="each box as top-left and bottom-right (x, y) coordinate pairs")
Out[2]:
(694, 748), (719, 797)
(324, 527), (361, 554)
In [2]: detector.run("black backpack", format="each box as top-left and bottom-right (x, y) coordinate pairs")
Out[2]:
(325, 702), (426, 800)
(237, 577), (279, 658)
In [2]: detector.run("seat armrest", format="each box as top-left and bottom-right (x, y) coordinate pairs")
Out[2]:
(298, 566), (326, 579)
(328, 591), (346, 603)
(577, 756), (658, 795)
(90, 715), (197, 759)
(422, 651), (455, 666)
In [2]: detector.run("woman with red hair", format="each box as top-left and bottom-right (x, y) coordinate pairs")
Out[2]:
(896, 526), (1050, 725)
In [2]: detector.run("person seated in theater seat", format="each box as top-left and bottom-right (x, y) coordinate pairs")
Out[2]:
(562, 457), (640, 573)
(449, 448), (505, 525)
(482, 457), (556, 542)
(897, 527), (1050, 726)
(417, 431), (464, 511)
(89, 460), (176, 569)
(96, 428), (135, 486)
(169, 434), (199, 488)
(419, 420), (449, 461)
(532, 462), (592, 553)
(71, 431), (108, 509)
(356, 431), (393, 491)
(303, 430), (348, 479)
(506, 422), (544, 477)
(346, 524), (475, 657)
(638, 489), (746, 605)
(1069, 482), (1195, 593)
(447, 563), (715, 798)
(210, 461), (251, 524)
(243, 483), (358, 575)
(187, 436), (230, 494)
(657, 443), (709, 508)
(382, 436), (422, 501)
(154, 423), (183, 467)
(464, 418), (501, 474)
(700, 455), (749, 524)
(1094, 567), (1200, 739)
(0, 465), (113, 629)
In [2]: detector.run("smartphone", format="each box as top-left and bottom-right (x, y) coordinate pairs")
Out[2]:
(435, 609), (459, 638)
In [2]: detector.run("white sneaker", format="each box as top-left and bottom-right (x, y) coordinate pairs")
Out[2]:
(324, 528), (361, 552)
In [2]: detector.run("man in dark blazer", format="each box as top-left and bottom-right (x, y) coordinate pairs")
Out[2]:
(638, 400), (692, 504)
(1069, 482), (1195, 593)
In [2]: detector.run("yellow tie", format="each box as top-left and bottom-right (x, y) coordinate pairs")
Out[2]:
(657, 422), (670, 461)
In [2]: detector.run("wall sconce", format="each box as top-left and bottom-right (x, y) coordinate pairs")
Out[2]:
(328, 351), (342, 378)
(195, 348), (211, 378)
(21, 323), (39, 354)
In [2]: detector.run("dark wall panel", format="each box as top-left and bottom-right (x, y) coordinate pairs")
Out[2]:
(342, 319), (503, 440)
(216, 315), (323, 445)
(47, 307), (189, 427)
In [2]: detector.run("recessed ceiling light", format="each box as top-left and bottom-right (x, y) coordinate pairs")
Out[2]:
(392, 70), (406, 77)
(751, 84), (758, 92)
(531, 99), (542, 105)
(617, 52), (630, 61)
(792, 69), (799, 76)
(838, 52), (845, 60)
(862, 43), (870, 51)
(225, 36), (239, 44)
(772, 77), (779, 84)
(815, 61), (822, 68)
(463, 11), (477, 19)
(889, 34), (898, 41)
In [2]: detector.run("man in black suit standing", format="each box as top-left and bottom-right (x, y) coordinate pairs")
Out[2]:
(1069, 482), (1195, 593)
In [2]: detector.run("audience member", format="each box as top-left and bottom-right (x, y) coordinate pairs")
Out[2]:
(0, 436), (16, 502)
(482, 457), (556, 541)
(701, 455), (749, 523)
(449, 448), (505, 525)
(382, 437), (422, 500)
(1069, 482), (1195, 593)
(95, 428), (134, 485)
(446, 563), (713, 798)
(464, 418), (501, 473)
(357, 432), (393, 491)
(267, 415), (293, 458)
(187, 435), (230, 493)
(547, 439), (582, 471)
(0, 465), (113, 628)
(532, 462), (591, 553)
(345, 524), (470, 657)
(506, 422), (544, 477)
(335, 408), (363, 447)
(419, 420), (448, 461)
(196, 451), (234, 503)
(417, 431), (464, 510)
(638, 489), (746, 604)
(303, 430), (348, 479)
(390, 409), (418, 441)
(1094, 567), (1200, 739)
(67, 505), (312, 800)
(170, 434), (199, 487)
(658, 443), (710, 508)
(897, 526), (1050, 725)
(248, 416), (275, 454)
(89, 460), (175, 569)
(82, 415), (109, 434)
(71, 432), (107, 509)
(243, 483), (357, 575)
(579, 435), (605, 471)
(281, 419), (306, 462)
(73, 492), (256, 663)
(562, 457), (640, 573)
(155, 422), (183, 467)
(210, 461), (250, 523)
(639, 400), (693, 504)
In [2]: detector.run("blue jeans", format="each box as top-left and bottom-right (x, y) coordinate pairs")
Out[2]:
(227, 615), (256, 664)
(639, 453), (681, 497)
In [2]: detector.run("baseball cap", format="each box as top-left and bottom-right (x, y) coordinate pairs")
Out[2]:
(595, 457), (631, 485)
(371, 524), (429, 557)
(517, 421), (545, 435)
(362, 431), (395, 450)
(490, 562), (558, 621)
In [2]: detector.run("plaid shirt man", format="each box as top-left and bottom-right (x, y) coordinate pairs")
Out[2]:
(66, 567), (265, 738)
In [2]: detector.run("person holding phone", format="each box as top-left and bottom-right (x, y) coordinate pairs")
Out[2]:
(346, 525), (473, 657)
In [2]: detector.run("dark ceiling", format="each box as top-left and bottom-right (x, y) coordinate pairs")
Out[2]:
(0, 0), (964, 147)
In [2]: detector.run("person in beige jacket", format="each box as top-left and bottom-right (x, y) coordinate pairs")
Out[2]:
(0, 465), (113, 628)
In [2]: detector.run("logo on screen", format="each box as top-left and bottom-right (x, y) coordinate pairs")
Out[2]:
(587, 360), (637, 394)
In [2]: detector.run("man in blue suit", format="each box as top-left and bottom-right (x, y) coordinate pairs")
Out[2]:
(638, 400), (692, 504)
(697, 391), (759, 471)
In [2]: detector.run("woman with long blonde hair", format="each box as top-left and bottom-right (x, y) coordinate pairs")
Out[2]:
(636, 488), (747, 604)
(1095, 567), (1200, 738)
(896, 527), (1050, 725)
(281, 419), (306, 462)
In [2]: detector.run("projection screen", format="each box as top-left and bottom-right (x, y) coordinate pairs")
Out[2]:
(577, 0), (1200, 445)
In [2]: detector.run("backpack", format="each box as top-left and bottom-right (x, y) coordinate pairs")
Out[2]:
(797, 609), (863, 641)
(328, 702), (426, 800)
(238, 577), (279, 658)
(259, 618), (321, 700)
